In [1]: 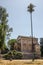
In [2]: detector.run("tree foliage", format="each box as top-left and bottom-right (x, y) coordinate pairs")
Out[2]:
(0, 6), (12, 50)
(8, 39), (17, 50)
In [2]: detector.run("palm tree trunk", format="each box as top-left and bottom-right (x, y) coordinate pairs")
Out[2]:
(30, 12), (35, 61)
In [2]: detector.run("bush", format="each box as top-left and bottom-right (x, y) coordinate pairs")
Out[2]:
(3, 51), (13, 60)
(15, 52), (23, 59)
(1, 48), (9, 54)
(13, 50), (23, 59)
(3, 54), (9, 59)
(3, 50), (23, 59)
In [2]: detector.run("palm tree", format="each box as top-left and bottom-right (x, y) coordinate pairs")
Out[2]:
(27, 3), (35, 61)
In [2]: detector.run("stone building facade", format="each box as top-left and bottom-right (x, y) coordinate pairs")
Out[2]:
(17, 36), (41, 59)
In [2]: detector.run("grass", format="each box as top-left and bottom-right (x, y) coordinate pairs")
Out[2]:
(0, 59), (43, 65)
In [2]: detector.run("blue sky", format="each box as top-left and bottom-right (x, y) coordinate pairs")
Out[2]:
(0, 0), (43, 39)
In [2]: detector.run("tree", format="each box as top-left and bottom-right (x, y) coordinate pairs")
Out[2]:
(8, 39), (17, 50)
(0, 6), (12, 55)
(1, 43), (9, 54)
(27, 3), (35, 61)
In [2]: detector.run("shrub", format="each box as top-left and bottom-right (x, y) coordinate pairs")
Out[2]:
(15, 52), (23, 59)
(1, 48), (9, 54)
(3, 54), (9, 59)
(13, 50), (23, 59)
(3, 50), (23, 59)
(3, 51), (13, 60)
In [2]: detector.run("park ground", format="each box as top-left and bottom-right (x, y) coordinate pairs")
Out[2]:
(0, 59), (43, 65)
